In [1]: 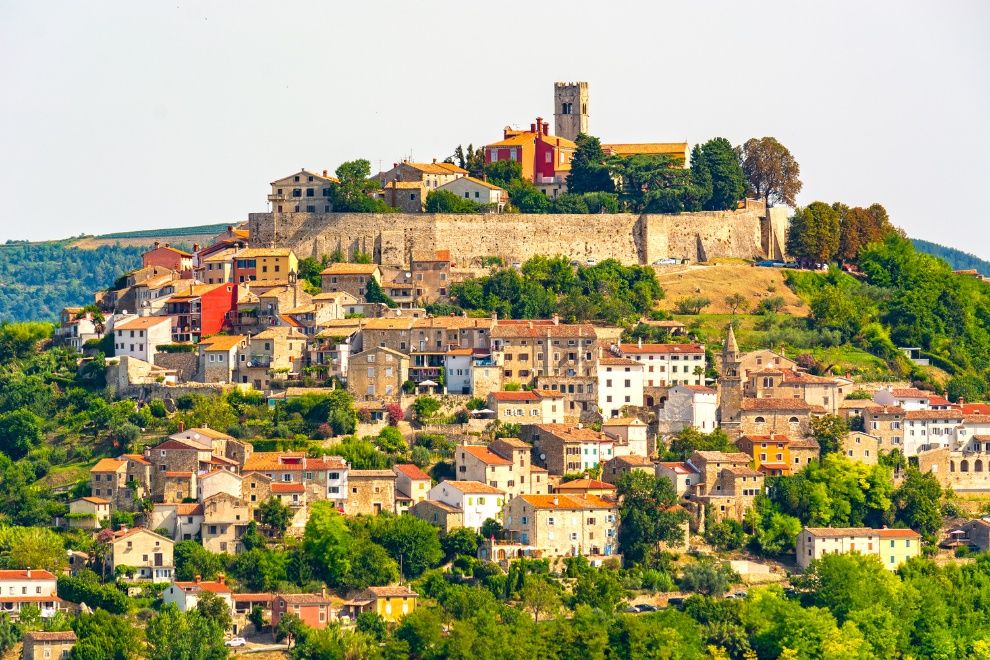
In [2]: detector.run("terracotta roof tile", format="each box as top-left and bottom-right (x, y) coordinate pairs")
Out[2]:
(518, 494), (615, 510)
(394, 464), (431, 481)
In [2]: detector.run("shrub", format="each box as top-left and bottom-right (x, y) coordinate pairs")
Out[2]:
(386, 403), (405, 425)
(412, 396), (442, 421)
(674, 296), (712, 315)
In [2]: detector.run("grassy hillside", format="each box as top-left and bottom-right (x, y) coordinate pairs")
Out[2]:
(912, 238), (990, 276)
(70, 222), (231, 249)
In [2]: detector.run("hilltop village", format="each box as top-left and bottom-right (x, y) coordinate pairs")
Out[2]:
(3, 82), (990, 657)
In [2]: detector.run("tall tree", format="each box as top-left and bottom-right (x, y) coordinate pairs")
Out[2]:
(738, 137), (803, 208)
(566, 134), (615, 194)
(329, 159), (394, 213)
(691, 137), (746, 211)
(787, 201), (841, 264)
(616, 471), (689, 563)
(836, 202), (896, 262)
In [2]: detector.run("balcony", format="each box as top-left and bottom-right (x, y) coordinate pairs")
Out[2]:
(267, 194), (285, 203)
(245, 355), (273, 368)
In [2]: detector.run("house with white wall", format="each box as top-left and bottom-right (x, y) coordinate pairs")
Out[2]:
(428, 480), (506, 531)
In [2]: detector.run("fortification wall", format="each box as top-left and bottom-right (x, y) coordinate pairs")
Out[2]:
(248, 201), (775, 267)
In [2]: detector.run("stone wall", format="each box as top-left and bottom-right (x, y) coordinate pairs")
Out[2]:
(248, 199), (779, 268)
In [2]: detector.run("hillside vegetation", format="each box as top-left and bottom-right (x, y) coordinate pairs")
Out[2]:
(912, 238), (990, 276)
(0, 242), (143, 322)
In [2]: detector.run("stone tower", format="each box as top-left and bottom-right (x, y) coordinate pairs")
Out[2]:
(717, 324), (743, 436)
(554, 81), (588, 142)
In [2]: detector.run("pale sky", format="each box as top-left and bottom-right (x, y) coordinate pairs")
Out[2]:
(2, 1), (988, 258)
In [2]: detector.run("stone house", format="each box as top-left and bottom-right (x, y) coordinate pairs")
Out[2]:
(68, 497), (111, 529)
(455, 438), (548, 499)
(684, 451), (763, 523)
(733, 349), (796, 379)
(857, 405), (908, 454)
(603, 454), (656, 485)
(410, 500), (465, 533)
(840, 432), (881, 464)
(489, 390), (565, 425)
(378, 160), (467, 191)
(198, 469), (243, 502)
(239, 327), (308, 389)
(147, 438), (213, 500)
(112, 315), (173, 363)
(409, 250), (455, 301)
(737, 398), (826, 438)
(796, 527), (921, 571)
(197, 334), (247, 383)
(359, 317), (414, 353)
(269, 169), (337, 213)
(952, 519), (990, 552)
(601, 417), (650, 455)
(320, 263), (382, 301)
(490, 320), (598, 386)
(918, 447), (990, 492)
(89, 458), (129, 509)
(379, 180), (426, 213)
(534, 375), (598, 422)
(22, 631), (76, 660)
(270, 482), (309, 529)
(343, 470), (396, 516)
(242, 472), (274, 513)
(744, 368), (851, 415)
(436, 177), (506, 211)
(501, 494), (618, 558)
(241, 452), (348, 508)
(525, 423), (619, 475)
(347, 346), (409, 402)
(272, 592), (339, 631)
(162, 471), (197, 504)
(202, 493), (250, 554)
(109, 528), (174, 582)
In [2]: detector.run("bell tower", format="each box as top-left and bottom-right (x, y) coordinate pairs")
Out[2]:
(554, 82), (588, 142)
(718, 324), (744, 437)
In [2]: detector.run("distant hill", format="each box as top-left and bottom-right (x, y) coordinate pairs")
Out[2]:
(912, 239), (990, 276)
(69, 222), (233, 249)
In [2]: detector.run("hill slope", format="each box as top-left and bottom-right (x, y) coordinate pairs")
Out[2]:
(70, 222), (232, 249)
(912, 239), (990, 276)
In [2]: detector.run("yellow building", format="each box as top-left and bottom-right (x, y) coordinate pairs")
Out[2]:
(345, 585), (418, 623)
(796, 527), (921, 571)
(234, 248), (299, 284)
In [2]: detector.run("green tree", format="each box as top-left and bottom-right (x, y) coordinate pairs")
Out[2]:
(195, 590), (233, 633)
(394, 606), (444, 658)
(329, 159), (394, 213)
(369, 514), (443, 578)
(946, 374), (987, 403)
(0, 614), (16, 656)
(364, 277), (397, 308)
(691, 137), (746, 211)
(570, 566), (629, 612)
(725, 293), (749, 314)
(70, 610), (143, 660)
(507, 180), (551, 213)
(257, 496), (293, 539)
(483, 160), (523, 189)
(616, 471), (688, 564)
(520, 573), (562, 623)
(173, 541), (226, 581)
(344, 539), (399, 590)
(892, 467), (943, 541)
(738, 136), (803, 208)
(679, 560), (737, 596)
(810, 414), (849, 456)
(1, 526), (66, 573)
(248, 605), (267, 633)
(566, 134), (615, 194)
(146, 604), (227, 660)
(703, 518), (747, 551)
(0, 409), (44, 459)
(441, 527), (480, 560)
(663, 427), (733, 461)
(302, 501), (354, 587)
(425, 189), (479, 213)
(787, 201), (841, 264)
(275, 612), (305, 648)
(356, 611), (388, 641)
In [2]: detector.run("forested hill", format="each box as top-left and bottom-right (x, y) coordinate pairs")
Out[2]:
(912, 239), (990, 276)
(0, 241), (143, 322)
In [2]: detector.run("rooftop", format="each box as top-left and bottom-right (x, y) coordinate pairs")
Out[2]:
(115, 316), (171, 331)
(617, 342), (704, 354)
(804, 527), (921, 539)
(394, 464), (431, 481)
(518, 494), (615, 510)
(320, 263), (380, 276)
(555, 478), (616, 491)
(441, 480), (505, 495)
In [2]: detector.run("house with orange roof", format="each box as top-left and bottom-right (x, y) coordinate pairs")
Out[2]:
(491, 319), (598, 385)
(613, 340), (706, 390)
(342, 470), (396, 516)
(654, 461), (700, 496)
(342, 585), (418, 623)
(455, 438), (548, 499)
(89, 458), (127, 506)
(500, 493), (618, 558)
(197, 334), (247, 383)
(150, 502), (205, 541)
(238, 326), (308, 389)
(410, 249), (455, 302)
(683, 451), (763, 523)
(484, 118), (575, 197)
(426, 480), (506, 531)
(488, 390), (565, 425)
(600, 417), (650, 455)
(737, 398), (827, 438)
(232, 247), (298, 286)
(146, 438), (216, 500)
(113, 315), (172, 363)
(67, 496), (111, 529)
(603, 454), (657, 486)
(142, 242), (193, 273)
(553, 478), (617, 498)
(745, 368), (852, 415)
(0, 569), (61, 620)
(320, 263), (382, 301)
(873, 385), (933, 411)
(393, 464), (431, 509)
(162, 574), (233, 614)
(109, 528), (174, 582)
(164, 282), (238, 343)
(241, 453), (348, 509)
(377, 159), (467, 192)
(797, 527), (921, 570)
(272, 591), (340, 630)
(735, 434), (820, 476)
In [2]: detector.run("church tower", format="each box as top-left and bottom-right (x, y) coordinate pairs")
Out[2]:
(717, 324), (744, 437)
(554, 82), (588, 142)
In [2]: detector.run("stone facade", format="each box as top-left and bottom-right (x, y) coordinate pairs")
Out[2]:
(343, 470), (397, 515)
(502, 494), (618, 557)
(347, 346), (409, 402)
(841, 432), (881, 465)
(247, 203), (788, 270)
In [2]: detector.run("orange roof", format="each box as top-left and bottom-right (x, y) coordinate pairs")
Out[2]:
(236, 248), (294, 258)
(321, 263), (380, 276)
(400, 161), (468, 175)
(890, 388), (931, 398)
(174, 580), (231, 594)
(740, 398), (826, 413)
(804, 527), (921, 539)
(0, 569), (57, 581)
(490, 390), (540, 402)
(272, 482), (305, 493)
(599, 356), (642, 366)
(175, 503), (204, 516)
(122, 453), (151, 465)
(442, 480), (505, 494)
(601, 143), (688, 158)
(164, 471), (193, 478)
(492, 322), (596, 339)
(78, 496), (111, 505)
(532, 424), (611, 443)
(555, 479), (616, 491)
(460, 445), (512, 466)
(115, 316), (171, 331)
(394, 464), (431, 481)
(601, 417), (646, 427)
(199, 335), (246, 351)
(904, 410), (964, 420)
(91, 458), (126, 473)
(147, 245), (193, 257)
(518, 494), (615, 510)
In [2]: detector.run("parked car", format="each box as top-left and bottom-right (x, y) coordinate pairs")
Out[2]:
(225, 638), (247, 648)
(623, 605), (640, 614)
(636, 603), (658, 612)
(653, 258), (678, 266)
(586, 259), (597, 266)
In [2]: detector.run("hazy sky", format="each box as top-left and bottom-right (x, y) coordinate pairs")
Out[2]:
(2, 1), (988, 257)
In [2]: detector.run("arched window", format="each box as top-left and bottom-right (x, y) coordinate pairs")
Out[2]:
(755, 416), (766, 424)
(976, 459), (984, 473)
(789, 416), (800, 424)
(961, 460), (970, 472)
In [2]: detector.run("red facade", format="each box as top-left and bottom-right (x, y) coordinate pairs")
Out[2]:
(142, 244), (192, 273)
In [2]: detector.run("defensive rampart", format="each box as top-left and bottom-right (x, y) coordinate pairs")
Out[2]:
(247, 200), (787, 268)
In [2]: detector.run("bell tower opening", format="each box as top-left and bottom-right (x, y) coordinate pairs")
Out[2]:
(553, 81), (589, 142)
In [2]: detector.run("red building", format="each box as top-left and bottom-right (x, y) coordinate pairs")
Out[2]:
(271, 592), (336, 631)
(164, 283), (238, 343)
(142, 243), (193, 273)
(485, 117), (576, 196)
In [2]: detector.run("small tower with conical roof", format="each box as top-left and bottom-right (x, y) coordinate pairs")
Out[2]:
(718, 324), (743, 435)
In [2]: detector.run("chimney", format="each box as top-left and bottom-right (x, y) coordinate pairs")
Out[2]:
(551, 313), (559, 325)
(193, 244), (200, 253)
(321, 587), (326, 598)
(638, 337), (643, 349)
(194, 575), (202, 583)
(490, 310), (498, 321)
(552, 496), (559, 506)
(530, 123), (537, 133)
(432, 158), (437, 164)
(323, 169), (328, 177)
(25, 568), (30, 578)
(165, 243), (170, 248)
(543, 121), (549, 135)
(536, 117), (544, 135)
(217, 573), (225, 585)
(179, 421), (185, 433)
(154, 241), (160, 249)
